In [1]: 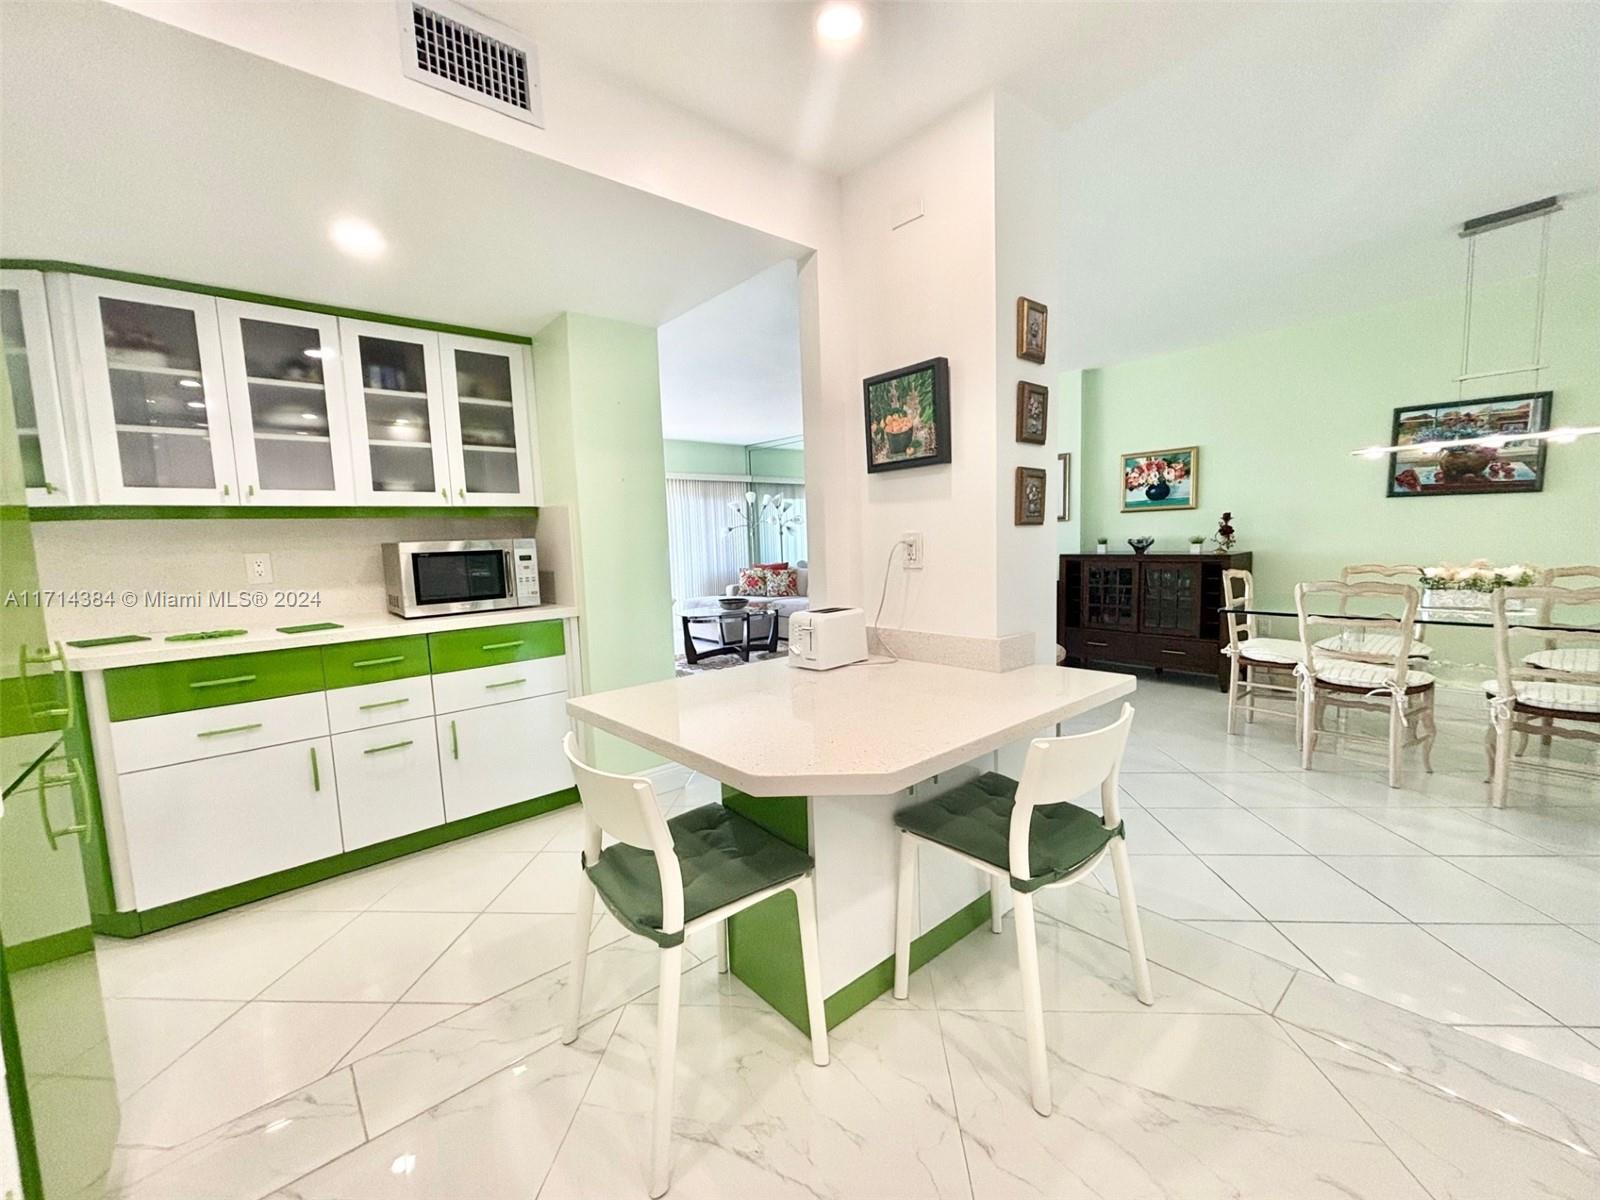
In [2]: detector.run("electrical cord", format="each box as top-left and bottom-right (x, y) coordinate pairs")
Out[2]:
(867, 537), (911, 664)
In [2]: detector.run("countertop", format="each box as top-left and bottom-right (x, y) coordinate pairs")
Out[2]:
(567, 658), (1136, 796)
(62, 604), (581, 671)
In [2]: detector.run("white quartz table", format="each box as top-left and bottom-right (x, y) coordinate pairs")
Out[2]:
(567, 657), (1135, 1029)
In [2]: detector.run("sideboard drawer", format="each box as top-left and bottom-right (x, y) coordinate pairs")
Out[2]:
(431, 655), (569, 715)
(110, 692), (330, 773)
(427, 619), (564, 676)
(326, 674), (436, 734)
(105, 647), (325, 722)
(1145, 636), (1221, 674)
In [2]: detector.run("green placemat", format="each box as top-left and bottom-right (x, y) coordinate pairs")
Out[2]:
(66, 634), (151, 648)
(277, 622), (344, 634)
(164, 629), (248, 643)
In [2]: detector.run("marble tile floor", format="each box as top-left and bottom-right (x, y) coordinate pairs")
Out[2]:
(92, 675), (1598, 1198)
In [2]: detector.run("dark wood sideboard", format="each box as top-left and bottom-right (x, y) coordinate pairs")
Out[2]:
(1057, 552), (1253, 691)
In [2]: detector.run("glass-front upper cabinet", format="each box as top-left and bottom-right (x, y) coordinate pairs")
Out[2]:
(69, 276), (237, 505)
(339, 319), (451, 506)
(216, 300), (354, 505)
(1, 269), (72, 505)
(440, 334), (537, 506)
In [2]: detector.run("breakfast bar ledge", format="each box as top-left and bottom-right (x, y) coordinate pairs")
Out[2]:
(566, 657), (1136, 1033)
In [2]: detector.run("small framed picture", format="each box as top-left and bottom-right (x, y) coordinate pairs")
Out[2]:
(1016, 381), (1048, 444)
(863, 357), (952, 473)
(1121, 446), (1198, 512)
(1057, 452), (1071, 521)
(1015, 466), (1047, 525)
(1016, 297), (1047, 363)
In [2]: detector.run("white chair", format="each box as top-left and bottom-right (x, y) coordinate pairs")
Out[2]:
(1484, 585), (1600, 808)
(1221, 568), (1305, 739)
(1297, 580), (1438, 788)
(1518, 567), (1600, 753)
(1314, 564), (1435, 661)
(562, 734), (828, 1196)
(890, 704), (1152, 1116)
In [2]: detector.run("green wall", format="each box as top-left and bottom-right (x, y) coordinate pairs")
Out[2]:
(534, 315), (675, 772)
(1081, 265), (1600, 605)
(747, 446), (804, 479)
(663, 440), (804, 480)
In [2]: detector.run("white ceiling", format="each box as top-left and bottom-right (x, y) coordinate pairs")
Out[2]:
(657, 261), (803, 445)
(0, 1), (805, 337)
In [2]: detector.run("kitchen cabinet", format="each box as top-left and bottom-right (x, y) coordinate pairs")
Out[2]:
(339, 318), (452, 506)
(70, 275), (239, 504)
(217, 299), (355, 505)
(331, 716), (445, 850)
(440, 333), (538, 505)
(437, 692), (573, 822)
(0, 269), (73, 505)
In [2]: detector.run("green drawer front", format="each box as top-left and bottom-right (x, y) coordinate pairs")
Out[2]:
(322, 636), (430, 690)
(427, 620), (565, 675)
(104, 647), (326, 722)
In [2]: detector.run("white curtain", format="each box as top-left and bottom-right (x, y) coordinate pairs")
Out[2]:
(665, 477), (752, 603)
(754, 483), (807, 564)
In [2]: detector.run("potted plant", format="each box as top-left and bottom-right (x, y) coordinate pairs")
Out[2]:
(1095, 537), (1108, 556)
(1189, 535), (1204, 555)
(1418, 561), (1537, 615)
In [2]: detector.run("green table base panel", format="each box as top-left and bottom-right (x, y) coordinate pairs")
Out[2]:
(91, 787), (579, 938)
(322, 635), (430, 688)
(427, 619), (565, 675)
(104, 645), (327, 721)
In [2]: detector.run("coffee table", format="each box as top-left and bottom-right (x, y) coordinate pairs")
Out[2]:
(680, 603), (780, 665)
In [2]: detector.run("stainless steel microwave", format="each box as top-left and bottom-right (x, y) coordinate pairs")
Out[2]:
(383, 539), (541, 618)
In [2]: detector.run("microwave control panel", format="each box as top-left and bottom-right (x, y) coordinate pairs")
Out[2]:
(513, 538), (541, 604)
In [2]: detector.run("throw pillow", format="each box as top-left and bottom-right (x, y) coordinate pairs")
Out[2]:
(755, 561), (789, 571)
(737, 566), (770, 596)
(765, 568), (799, 598)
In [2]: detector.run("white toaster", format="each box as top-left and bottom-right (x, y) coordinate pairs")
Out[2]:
(787, 606), (869, 671)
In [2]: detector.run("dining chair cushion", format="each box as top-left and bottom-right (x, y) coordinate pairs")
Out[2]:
(585, 804), (814, 948)
(1314, 632), (1434, 659)
(1222, 636), (1304, 666)
(894, 772), (1120, 893)
(1483, 679), (1600, 715)
(1524, 648), (1600, 674)
(1313, 661), (1436, 692)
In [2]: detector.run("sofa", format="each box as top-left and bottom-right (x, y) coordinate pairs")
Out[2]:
(680, 565), (809, 641)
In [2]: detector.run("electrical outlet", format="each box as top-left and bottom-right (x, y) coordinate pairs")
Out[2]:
(902, 532), (924, 569)
(245, 553), (273, 584)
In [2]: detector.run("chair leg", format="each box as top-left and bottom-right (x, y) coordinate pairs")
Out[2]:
(990, 876), (1006, 933)
(1483, 721), (1496, 784)
(1226, 658), (1240, 736)
(1107, 840), (1154, 1006)
(1420, 697), (1437, 774)
(893, 832), (917, 1000)
(1386, 699), (1403, 789)
(1491, 722), (1513, 809)
(1245, 665), (1256, 725)
(792, 874), (830, 1067)
(649, 945), (683, 1199)
(717, 919), (729, 975)
(562, 871), (596, 1045)
(1011, 891), (1051, 1116)
(1300, 686), (1317, 769)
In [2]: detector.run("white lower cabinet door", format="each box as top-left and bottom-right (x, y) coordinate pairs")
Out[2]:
(118, 737), (341, 909)
(436, 693), (573, 822)
(331, 717), (445, 850)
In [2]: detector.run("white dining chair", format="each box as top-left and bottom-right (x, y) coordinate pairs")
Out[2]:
(1220, 568), (1305, 739)
(1518, 566), (1600, 753)
(1297, 580), (1438, 788)
(561, 733), (829, 1196)
(1484, 585), (1600, 807)
(1314, 564), (1435, 662)
(890, 703), (1152, 1116)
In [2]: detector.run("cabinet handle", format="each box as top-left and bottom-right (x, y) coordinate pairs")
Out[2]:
(310, 745), (321, 791)
(363, 739), (414, 755)
(43, 481), (59, 495)
(352, 655), (405, 668)
(358, 697), (410, 712)
(458, 488), (466, 500)
(222, 484), (231, 498)
(1160, 649), (1187, 657)
(440, 487), (448, 500)
(190, 674), (256, 689)
(246, 484), (256, 499)
(38, 761), (88, 851)
(486, 678), (526, 690)
(1086, 640), (1109, 648)
(481, 641), (522, 651)
(197, 722), (263, 738)
(450, 718), (459, 760)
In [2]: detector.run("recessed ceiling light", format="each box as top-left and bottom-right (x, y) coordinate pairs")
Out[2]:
(815, 2), (863, 43)
(329, 216), (387, 261)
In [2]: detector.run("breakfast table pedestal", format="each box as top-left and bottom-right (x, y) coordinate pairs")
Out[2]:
(567, 658), (1135, 1032)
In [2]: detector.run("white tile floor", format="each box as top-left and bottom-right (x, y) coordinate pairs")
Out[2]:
(93, 674), (1599, 1199)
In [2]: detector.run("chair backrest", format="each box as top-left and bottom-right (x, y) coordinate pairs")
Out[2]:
(562, 733), (686, 933)
(1493, 585), (1600, 696)
(1535, 566), (1600, 635)
(1296, 579), (1420, 679)
(1221, 568), (1256, 645)
(1336, 564), (1421, 613)
(1008, 703), (1135, 882)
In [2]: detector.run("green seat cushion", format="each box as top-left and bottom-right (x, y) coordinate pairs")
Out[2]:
(585, 804), (814, 948)
(895, 772), (1121, 893)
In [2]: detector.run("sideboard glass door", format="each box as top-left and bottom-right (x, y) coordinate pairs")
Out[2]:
(440, 335), (535, 506)
(1082, 561), (1140, 631)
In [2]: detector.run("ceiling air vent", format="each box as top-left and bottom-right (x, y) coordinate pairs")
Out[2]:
(398, 0), (543, 128)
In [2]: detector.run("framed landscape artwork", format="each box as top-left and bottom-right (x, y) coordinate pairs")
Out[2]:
(1016, 381), (1048, 444)
(1121, 446), (1198, 512)
(864, 357), (952, 472)
(1016, 297), (1047, 363)
(1386, 392), (1551, 498)
(1015, 466), (1047, 525)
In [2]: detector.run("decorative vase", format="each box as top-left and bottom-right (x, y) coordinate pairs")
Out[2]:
(1096, 544), (1108, 555)
(1436, 446), (1494, 484)
(886, 426), (915, 456)
(1145, 479), (1171, 502)
(1128, 537), (1155, 556)
(1189, 544), (1202, 555)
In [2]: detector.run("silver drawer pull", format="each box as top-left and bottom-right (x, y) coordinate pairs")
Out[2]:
(352, 655), (405, 668)
(197, 722), (263, 738)
(364, 739), (414, 755)
(1086, 640), (1109, 648)
(1160, 649), (1187, 657)
(486, 678), (526, 690)
(191, 674), (256, 690)
(358, 697), (410, 712)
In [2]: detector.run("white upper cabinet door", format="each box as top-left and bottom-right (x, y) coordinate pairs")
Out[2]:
(0, 270), (72, 505)
(217, 300), (354, 506)
(70, 277), (238, 505)
(439, 335), (538, 506)
(339, 319), (452, 506)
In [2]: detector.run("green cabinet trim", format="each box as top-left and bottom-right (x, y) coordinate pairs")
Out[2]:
(104, 647), (326, 721)
(1, 925), (94, 973)
(321, 636), (430, 689)
(31, 505), (540, 522)
(427, 619), (565, 675)
(93, 787), (578, 937)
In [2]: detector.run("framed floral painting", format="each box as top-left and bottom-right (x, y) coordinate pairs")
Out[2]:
(1121, 446), (1197, 512)
(864, 357), (952, 473)
(1386, 392), (1551, 497)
